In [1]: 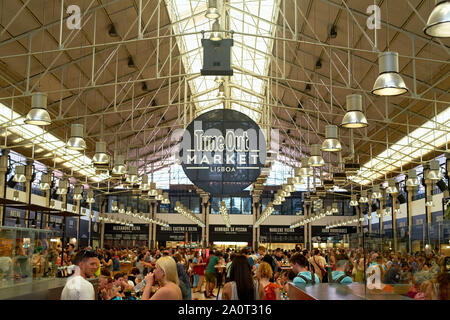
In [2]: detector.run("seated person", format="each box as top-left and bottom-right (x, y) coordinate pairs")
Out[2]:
(289, 252), (319, 286)
(330, 260), (353, 284)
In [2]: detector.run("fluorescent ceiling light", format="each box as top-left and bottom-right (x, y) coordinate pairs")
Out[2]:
(350, 107), (450, 185)
(0, 102), (109, 183)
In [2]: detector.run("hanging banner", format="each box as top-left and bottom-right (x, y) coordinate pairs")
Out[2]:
(178, 109), (267, 195)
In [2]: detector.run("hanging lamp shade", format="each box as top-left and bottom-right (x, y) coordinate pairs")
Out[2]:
(321, 125), (342, 152)
(155, 189), (163, 201)
(372, 185), (383, 199)
(308, 144), (325, 167)
(140, 175), (150, 191)
(332, 202), (339, 213)
(148, 182), (158, 196)
(111, 155), (127, 176)
(126, 166), (139, 184)
(341, 94), (368, 128)
(215, 76), (224, 84)
(111, 201), (118, 211)
(13, 165), (27, 183)
(39, 173), (51, 190)
(217, 83), (225, 97)
(57, 179), (68, 195)
(386, 178), (399, 194)
(25, 92), (51, 125)
(349, 194), (359, 206)
(424, 0), (450, 37)
(372, 52), (408, 96)
(426, 159), (443, 181)
(326, 206), (332, 216)
(205, 0), (220, 19)
(406, 169), (420, 187)
(86, 190), (95, 203)
(118, 203), (125, 214)
(210, 20), (222, 41)
(73, 185), (83, 201)
(300, 158), (313, 177)
(93, 141), (110, 165)
(12, 190), (19, 201)
(359, 190), (369, 203)
(66, 124), (86, 150)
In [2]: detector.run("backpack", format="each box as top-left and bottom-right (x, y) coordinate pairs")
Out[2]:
(329, 274), (347, 284)
(297, 269), (317, 285)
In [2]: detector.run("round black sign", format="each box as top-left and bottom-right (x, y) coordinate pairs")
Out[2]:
(179, 109), (266, 195)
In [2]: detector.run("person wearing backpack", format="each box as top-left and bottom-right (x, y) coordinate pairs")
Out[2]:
(309, 249), (327, 283)
(329, 260), (352, 284)
(289, 252), (319, 286)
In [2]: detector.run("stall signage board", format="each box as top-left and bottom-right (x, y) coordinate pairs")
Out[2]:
(209, 225), (252, 242)
(179, 109), (267, 195)
(156, 224), (202, 242)
(311, 226), (357, 237)
(104, 224), (149, 234)
(259, 225), (304, 243)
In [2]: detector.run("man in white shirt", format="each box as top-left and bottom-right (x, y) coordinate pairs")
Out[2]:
(61, 250), (99, 300)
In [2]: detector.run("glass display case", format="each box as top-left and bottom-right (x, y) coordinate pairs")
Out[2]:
(0, 226), (60, 289)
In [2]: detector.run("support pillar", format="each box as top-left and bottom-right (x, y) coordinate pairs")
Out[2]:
(0, 151), (9, 226)
(308, 205), (312, 252)
(378, 196), (385, 236)
(392, 194), (398, 252)
(76, 199), (81, 249)
(252, 202), (257, 251)
(206, 201), (210, 247)
(425, 180), (433, 248)
(152, 202), (156, 249)
(100, 196), (105, 249)
(303, 203), (308, 250)
(406, 187), (414, 254)
(24, 160), (33, 228)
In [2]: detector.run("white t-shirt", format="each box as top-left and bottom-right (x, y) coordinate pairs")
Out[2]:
(61, 275), (95, 300)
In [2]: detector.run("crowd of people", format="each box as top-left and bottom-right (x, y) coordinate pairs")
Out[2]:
(60, 245), (450, 300)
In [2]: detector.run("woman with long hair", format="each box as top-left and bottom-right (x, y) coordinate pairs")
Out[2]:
(142, 256), (182, 300)
(222, 255), (259, 300)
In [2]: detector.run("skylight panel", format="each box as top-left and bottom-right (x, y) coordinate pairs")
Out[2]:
(351, 106), (450, 185)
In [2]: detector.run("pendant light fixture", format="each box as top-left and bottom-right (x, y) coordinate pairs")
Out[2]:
(86, 189), (95, 204)
(210, 20), (222, 41)
(148, 182), (158, 196)
(73, 185), (83, 201)
(126, 166), (139, 184)
(321, 125), (342, 152)
(205, 0), (220, 19)
(25, 92), (51, 125)
(426, 159), (443, 181)
(424, 1), (450, 37)
(385, 178), (399, 195)
(372, 185), (383, 199)
(93, 141), (110, 165)
(140, 175), (150, 191)
(300, 158), (313, 177)
(57, 179), (68, 195)
(349, 194), (358, 206)
(111, 155), (127, 176)
(66, 124), (86, 150)
(13, 190), (19, 201)
(308, 144), (325, 167)
(372, 52), (408, 96)
(111, 201), (118, 212)
(39, 173), (51, 190)
(215, 76), (224, 84)
(118, 204), (125, 214)
(13, 165), (27, 183)
(332, 202), (339, 214)
(217, 83), (225, 97)
(359, 190), (369, 203)
(406, 169), (420, 187)
(341, 94), (368, 128)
